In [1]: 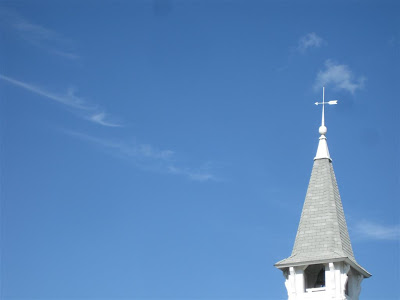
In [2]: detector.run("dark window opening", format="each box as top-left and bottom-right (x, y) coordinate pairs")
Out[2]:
(304, 264), (325, 289)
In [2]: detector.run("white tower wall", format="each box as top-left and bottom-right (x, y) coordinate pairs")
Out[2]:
(283, 262), (364, 300)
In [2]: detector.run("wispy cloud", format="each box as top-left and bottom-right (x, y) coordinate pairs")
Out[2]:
(314, 60), (366, 94)
(168, 165), (216, 181)
(88, 112), (122, 127)
(0, 74), (89, 109)
(353, 220), (400, 241)
(0, 9), (78, 59)
(297, 33), (324, 53)
(65, 131), (217, 181)
(0, 74), (121, 127)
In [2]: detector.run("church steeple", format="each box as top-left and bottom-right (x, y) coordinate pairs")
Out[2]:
(275, 89), (370, 300)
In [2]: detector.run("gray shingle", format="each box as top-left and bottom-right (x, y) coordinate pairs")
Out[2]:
(275, 158), (364, 270)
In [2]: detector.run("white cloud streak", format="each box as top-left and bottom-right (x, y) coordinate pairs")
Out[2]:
(298, 33), (324, 52)
(353, 220), (400, 241)
(0, 74), (121, 127)
(0, 9), (78, 59)
(168, 165), (216, 182)
(314, 60), (366, 94)
(65, 131), (216, 181)
(0, 74), (88, 109)
(88, 112), (122, 127)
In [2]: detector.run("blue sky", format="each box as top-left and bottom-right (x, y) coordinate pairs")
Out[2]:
(0, 1), (399, 299)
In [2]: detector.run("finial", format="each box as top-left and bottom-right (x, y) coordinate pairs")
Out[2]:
(314, 87), (338, 161)
(314, 87), (338, 136)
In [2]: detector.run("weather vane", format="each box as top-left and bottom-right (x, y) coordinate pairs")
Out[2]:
(315, 87), (338, 133)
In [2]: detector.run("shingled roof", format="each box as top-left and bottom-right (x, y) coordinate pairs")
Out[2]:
(275, 156), (370, 277)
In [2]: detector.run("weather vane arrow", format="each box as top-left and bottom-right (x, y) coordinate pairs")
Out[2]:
(314, 87), (338, 129)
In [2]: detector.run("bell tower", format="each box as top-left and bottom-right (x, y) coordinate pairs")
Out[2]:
(275, 88), (370, 300)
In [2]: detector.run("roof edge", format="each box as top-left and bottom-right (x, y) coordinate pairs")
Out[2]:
(274, 257), (371, 278)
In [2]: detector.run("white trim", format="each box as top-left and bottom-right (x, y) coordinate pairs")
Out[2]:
(314, 135), (331, 161)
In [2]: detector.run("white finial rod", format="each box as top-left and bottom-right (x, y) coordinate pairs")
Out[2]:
(322, 87), (325, 126)
(314, 87), (338, 135)
(314, 88), (338, 161)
